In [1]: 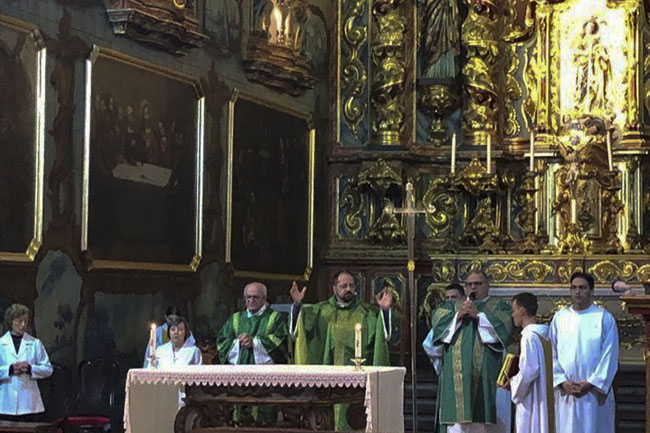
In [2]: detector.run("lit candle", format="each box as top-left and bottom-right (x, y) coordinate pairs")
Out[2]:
(149, 323), (157, 360)
(354, 323), (362, 359)
(451, 133), (457, 175)
(606, 130), (613, 171)
(486, 135), (492, 174)
(570, 198), (577, 224)
(529, 131), (535, 172)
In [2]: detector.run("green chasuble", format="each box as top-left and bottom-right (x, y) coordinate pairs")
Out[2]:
(293, 296), (390, 431)
(216, 307), (288, 365)
(431, 297), (513, 426)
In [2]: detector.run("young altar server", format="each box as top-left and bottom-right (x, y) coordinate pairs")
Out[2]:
(506, 292), (554, 433)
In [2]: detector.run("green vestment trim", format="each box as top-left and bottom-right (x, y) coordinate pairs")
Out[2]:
(216, 307), (289, 365)
(431, 298), (513, 425)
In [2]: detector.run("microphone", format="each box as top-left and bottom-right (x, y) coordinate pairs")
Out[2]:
(469, 292), (476, 301)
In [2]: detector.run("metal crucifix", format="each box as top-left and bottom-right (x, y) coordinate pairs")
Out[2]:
(384, 182), (434, 433)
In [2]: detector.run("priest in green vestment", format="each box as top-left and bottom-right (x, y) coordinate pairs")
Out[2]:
(216, 281), (288, 365)
(289, 270), (393, 431)
(216, 282), (289, 425)
(430, 271), (513, 433)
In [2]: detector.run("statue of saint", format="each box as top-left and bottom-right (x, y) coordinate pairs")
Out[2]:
(573, 17), (612, 116)
(420, 0), (461, 79)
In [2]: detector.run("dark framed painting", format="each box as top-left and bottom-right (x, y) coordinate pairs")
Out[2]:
(0, 15), (46, 262)
(81, 46), (204, 271)
(226, 90), (314, 280)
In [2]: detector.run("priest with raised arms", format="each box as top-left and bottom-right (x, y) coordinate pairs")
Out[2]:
(289, 270), (393, 431)
(429, 270), (513, 433)
(549, 272), (619, 433)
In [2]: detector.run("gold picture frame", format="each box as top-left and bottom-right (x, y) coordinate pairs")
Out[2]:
(226, 89), (315, 281)
(0, 15), (46, 262)
(81, 46), (204, 271)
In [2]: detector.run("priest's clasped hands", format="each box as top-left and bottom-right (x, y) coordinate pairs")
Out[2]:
(456, 298), (479, 320)
(560, 380), (593, 397)
(238, 334), (254, 349)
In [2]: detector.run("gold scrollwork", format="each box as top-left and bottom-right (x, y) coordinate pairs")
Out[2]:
(461, 0), (501, 141)
(588, 261), (650, 283)
(431, 260), (457, 283)
(504, 45), (522, 137)
(644, 41), (650, 116)
(341, 178), (364, 237)
(370, 0), (406, 145)
(422, 177), (458, 236)
(342, 0), (368, 138)
(558, 259), (583, 283)
(487, 260), (555, 284)
(418, 84), (461, 147)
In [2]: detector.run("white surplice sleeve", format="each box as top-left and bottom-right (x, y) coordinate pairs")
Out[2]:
(422, 328), (444, 375)
(227, 340), (240, 364)
(510, 332), (540, 404)
(252, 337), (274, 364)
(549, 313), (568, 388)
(476, 312), (499, 344)
(587, 311), (619, 395)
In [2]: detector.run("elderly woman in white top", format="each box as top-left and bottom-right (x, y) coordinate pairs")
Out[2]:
(0, 304), (53, 421)
(145, 315), (202, 369)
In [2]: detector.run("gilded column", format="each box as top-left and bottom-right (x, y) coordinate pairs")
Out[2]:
(370, 0), (407, 146)
(461, 0), (504, 145)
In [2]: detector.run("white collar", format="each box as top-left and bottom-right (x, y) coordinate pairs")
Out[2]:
(247, 303), (268, 317)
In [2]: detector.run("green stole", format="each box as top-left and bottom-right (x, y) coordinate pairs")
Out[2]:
(431, 297), (513, 425)
(216, 307), (288, 365)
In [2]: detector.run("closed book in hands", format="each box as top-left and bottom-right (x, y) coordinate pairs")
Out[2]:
(497, 353), (520, 386)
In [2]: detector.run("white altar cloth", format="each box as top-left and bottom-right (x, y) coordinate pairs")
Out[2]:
(124, 364), (405, 433)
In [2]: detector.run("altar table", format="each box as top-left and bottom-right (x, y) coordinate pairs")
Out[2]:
(124, 364), (405, 433)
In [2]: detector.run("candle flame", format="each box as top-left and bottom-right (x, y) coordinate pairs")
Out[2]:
(355, 323), (362, 331)
(151, 323), (156, 330)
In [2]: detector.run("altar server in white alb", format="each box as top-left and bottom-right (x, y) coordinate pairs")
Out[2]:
(549, 272), (619, 433)
(507, 292), (554, 433)
(0, 304), (53, 420)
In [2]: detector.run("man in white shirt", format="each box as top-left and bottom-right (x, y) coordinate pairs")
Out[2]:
(505, 292), (553, 433)
(549, 272), (619, 433)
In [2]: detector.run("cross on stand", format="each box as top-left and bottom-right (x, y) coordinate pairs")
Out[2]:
(384, 182), (434, 433)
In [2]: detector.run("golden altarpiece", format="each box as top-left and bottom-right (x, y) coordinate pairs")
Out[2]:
(325, 0), (650, 374)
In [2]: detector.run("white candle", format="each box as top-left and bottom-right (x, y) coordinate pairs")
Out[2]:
(529, 131), (535, 172)
(451, 133), (457, 175)
(354, 323), (362, 359)
(486, 135), (492, 174)
(570, 198), (577, 224)
(606, 130), (613, 171)
(149, 323), (157, 359)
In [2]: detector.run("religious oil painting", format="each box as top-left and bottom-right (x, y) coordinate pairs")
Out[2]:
(82, 46), (204, 271)
(226, 90), (314, 280)
(0, 15), (46, 262)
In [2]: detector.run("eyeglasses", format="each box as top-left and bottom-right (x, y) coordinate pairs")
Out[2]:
(245, 295), (263, 300)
